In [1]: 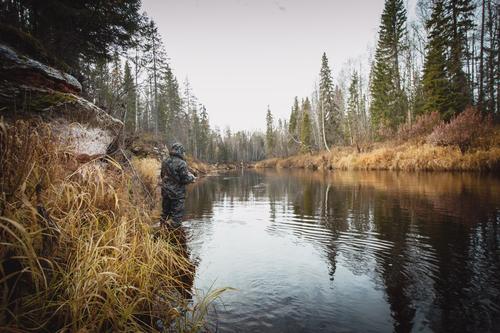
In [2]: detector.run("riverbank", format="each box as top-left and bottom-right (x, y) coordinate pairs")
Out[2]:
(255, 132), (500, 172)
(125, 132), (245, 177)
(0, 119), (220, 331)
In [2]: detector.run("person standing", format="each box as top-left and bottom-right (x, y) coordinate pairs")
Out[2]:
(160, 143), (196, 228)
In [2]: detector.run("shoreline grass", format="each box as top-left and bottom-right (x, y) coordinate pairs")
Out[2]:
(0, 120), (219, 332)
(256, 109), (500, 172)
(255, 139), (500, 172)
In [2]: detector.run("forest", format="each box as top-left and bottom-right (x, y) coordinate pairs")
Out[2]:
(1, 0), (267, 163)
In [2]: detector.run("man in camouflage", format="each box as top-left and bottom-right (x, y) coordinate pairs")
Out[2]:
(160, 143), (196, 228)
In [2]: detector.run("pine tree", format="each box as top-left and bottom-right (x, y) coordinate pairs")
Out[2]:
(347, 71), (360, 145)
(143, 20), (168, 134)
(123, 61), (136, 131)
(370, 0), (408, 132)
(180, 78), (198, 147)
(319, 52), (339, 150)
(86, 59), (112, 110)
(480, 0), (499, 114)
(422, 0), (451, 117)
(289, 96), (300, 139)
(189, 107), (200, 159)
(163, 65), (182, 140)
(300, 107), (312, 152)
(199, 106), (210, 160)
(446, 0), (475, 114)
(300, 97), (312, 152)
(0, 0), (143, 70)
(302, 98), (312, 119)
(422, 0), (476, 119)
(332, 85), (345, 144)
(109, 53), (124, 114)
(265, 106), (275, 157)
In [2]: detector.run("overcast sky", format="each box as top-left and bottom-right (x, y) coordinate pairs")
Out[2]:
(141, 0), (416, 131)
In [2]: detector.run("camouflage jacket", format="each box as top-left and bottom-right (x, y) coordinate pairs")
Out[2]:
(160, 152), (195, 199)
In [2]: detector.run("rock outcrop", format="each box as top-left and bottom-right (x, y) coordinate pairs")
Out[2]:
(0, 43), (123, 156)
(0, 44), (81, 94)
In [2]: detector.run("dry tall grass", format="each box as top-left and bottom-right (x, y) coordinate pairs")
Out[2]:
(255, 129), (500, 172)
(0, 120), (220, 332)
(132, 157), (161, 202)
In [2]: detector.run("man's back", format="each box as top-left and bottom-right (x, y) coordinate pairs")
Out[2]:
(160, 143), (195, 227)
(160, 143), (195, 199)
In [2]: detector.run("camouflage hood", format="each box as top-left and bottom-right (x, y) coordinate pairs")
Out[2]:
(169, 142), (185, 160)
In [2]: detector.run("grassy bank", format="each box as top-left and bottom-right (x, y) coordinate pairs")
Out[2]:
(256, 142), (500, 171)
(0, 120), (219, 332)
(257, 111), (500, 172)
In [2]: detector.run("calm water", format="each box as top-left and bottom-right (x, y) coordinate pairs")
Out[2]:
(183, 170), (500, 333)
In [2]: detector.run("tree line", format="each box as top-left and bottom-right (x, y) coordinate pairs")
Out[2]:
(265, 0), (499, 158)
(1, 0), (497, 162)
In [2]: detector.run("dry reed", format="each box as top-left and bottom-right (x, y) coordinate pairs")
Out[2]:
(0, 120), (221, 332)
(255, 127), (500, 172)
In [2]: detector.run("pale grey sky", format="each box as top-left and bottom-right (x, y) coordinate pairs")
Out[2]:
(141, 0), (416, 131)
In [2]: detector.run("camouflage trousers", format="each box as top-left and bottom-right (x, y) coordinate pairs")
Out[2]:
(160, 194), (185, 228)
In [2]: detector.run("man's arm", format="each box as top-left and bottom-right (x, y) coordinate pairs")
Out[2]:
(177, 161), (196, 185)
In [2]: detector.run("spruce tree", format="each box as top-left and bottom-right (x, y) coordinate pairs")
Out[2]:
(196, 106), (208, 160)
(123, 61), (136, 131)
(422, 0), (451, 116)
(299, 98), (312, 152)
(422, 0), (475, 119)
(479, 0), (498, 114)
(370, 0), (408, 132)
(300, 111), (312, 153)
(446, 0), (475, 114)
(319, 52), (339, 150)
(190, 107), (200, 159)
(289, 96), (300, 139)
(347, 71), (360, 144)
(265, 106), (275, 157)
(0, 0), (143, 70)
(163, 65), (182, 140)
(143, 20), (168, 134)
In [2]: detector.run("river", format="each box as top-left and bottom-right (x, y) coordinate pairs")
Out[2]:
(183, 169), (500, 332)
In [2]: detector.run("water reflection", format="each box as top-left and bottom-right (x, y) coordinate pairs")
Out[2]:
(185, 170), (500, 332)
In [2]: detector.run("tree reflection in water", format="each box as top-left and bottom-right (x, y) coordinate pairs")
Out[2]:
(184, 170), (500, 332)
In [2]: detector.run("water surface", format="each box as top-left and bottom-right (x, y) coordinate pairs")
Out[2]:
(184, 170), (500, 332)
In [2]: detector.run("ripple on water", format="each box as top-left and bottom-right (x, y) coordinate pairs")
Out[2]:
(187, 170), (500, 333)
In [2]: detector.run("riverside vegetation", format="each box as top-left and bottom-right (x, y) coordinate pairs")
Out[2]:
(256, 108), (500, 171)
(0, 119), (228, 332)
(260, 0), (498, 168)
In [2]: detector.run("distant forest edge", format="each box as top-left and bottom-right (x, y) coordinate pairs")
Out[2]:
(1, 0), (499, 165)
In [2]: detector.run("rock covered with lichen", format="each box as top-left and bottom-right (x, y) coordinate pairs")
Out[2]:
(0, 43), (123, 156)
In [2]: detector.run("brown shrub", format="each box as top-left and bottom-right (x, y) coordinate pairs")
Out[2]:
(375, 122), (395, 141)
(427, 107), (493, 153)
(397, 111), (442, 142)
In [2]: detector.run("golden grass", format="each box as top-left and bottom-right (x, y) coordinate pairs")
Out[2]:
(0, 120), (221, 332)
(132, 156), (161, 199)
(255, 128), (500, 172)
